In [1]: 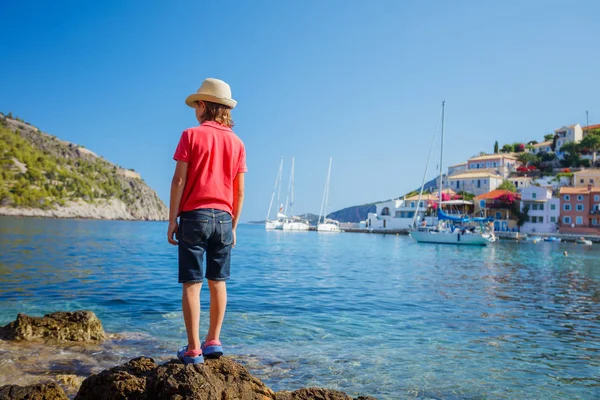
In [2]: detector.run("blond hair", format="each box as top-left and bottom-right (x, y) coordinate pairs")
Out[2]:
(200, 101), (234, 128)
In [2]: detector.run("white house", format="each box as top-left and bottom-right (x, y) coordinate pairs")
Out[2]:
(531, 141), (553, 155)
(364, 190), (459, 230)
(510, 176), (533, 191)
(448, 162), (468, 176)
(519, 186), (560, 234)
(467, 154), (519, 179)
(444, 171), (504, 196)
(555, 124), (583, 158)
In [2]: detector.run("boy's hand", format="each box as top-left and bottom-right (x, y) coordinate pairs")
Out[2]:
(232, 228), (236, 248)
(167, 221), (179, 245)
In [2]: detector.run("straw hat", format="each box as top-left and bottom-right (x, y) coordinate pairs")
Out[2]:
(185, 78), (237, 109)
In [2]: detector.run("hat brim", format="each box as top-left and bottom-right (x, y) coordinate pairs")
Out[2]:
(185, 93), (237, 109)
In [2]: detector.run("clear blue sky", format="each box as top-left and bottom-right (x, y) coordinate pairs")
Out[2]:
(1, 0), (599, 221)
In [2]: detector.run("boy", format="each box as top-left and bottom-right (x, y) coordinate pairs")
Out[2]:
(168, 78), (246, 365)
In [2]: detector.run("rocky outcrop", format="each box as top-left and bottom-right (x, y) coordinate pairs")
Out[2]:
(0, 198), (164, 221)
(74, 357), (375, 400)
(0, 311), (105, 342)
(0, 311), (375, 399)
(0, 383), (69, 400)
(0, 113), (168, 221)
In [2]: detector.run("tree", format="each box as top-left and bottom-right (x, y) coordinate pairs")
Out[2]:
(501, 144), (514, 153)
(494, 141), (499, 154)
(513, 143), (526, 153)
(498, 180), (517, 192)
(527, 140), (538, 145)
(544, 133), (555, 141)
(560, 142), (580, 156)
(579, 132), (600, 165)
(517, 152), (540, 166)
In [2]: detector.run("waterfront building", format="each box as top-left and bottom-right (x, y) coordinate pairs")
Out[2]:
(519, 186), (560, 234)
(559, 185), (600, 234)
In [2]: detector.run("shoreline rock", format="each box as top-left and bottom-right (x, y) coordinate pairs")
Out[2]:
(0, 198), (166, 221)
(73, 356), (375, 400)
(0, 311), (105, 342)
(0, 312), (376, 399)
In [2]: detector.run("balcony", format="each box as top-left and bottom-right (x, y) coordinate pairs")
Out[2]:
(590, 209), (600, 215)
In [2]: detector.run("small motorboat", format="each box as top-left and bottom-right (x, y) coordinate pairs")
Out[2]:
(576, 237), (593, 246)
(544, 237), (562, 243)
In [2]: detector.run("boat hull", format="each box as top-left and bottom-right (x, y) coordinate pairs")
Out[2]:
(317, 223), (341, 232)
(411, 230), (494, 246)
(265, 220), (284, 230)
(282, 222), (309, 231)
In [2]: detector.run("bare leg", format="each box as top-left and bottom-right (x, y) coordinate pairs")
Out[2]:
(182, 282), (202, 351)
(206, 280), (227, 342)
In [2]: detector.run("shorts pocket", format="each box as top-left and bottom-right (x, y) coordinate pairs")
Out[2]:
(181, 218), (211, 245)
(219, 219), (233, 246)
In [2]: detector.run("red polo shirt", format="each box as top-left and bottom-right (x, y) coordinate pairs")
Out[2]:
(173, 121), (247, 215)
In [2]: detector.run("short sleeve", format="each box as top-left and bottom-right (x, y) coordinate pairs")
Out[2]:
(238, 143), (248, 173)
(173, 131), (190, 162)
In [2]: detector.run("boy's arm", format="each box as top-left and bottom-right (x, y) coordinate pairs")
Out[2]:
(232, 173), (245, 246)
(168, 161), (188, 245)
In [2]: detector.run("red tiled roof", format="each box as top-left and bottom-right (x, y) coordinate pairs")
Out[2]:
(560, 186), (600, 194)
(474, 190), (522, 200)
(583, 124), (600, 131)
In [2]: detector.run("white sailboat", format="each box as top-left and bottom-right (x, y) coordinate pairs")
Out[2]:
(410, 101), (496, 246)
(265, 158), (286, 230)
(317, 157), (341, 232)
(282, 157), (310, 231)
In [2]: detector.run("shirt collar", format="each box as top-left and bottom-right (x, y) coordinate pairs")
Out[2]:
(201, 121), (232, 131)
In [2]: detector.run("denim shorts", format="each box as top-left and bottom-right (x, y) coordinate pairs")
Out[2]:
(178, 208), (233, 283)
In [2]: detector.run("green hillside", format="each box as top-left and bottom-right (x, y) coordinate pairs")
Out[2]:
(0, 113), (167, 219)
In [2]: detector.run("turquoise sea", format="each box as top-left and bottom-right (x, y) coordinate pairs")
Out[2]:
(0, 216), (599, 399)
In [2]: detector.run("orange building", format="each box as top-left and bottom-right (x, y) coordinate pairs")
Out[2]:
(559, 186), (600, 234)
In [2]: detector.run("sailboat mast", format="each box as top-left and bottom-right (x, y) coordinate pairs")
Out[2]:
(438, 101), (445, 212)
(318, 157), (332, 224)
(324, 157), (332, 222)
(276, 158), (283, 209)
(290, 157), (295, 217)
(266, 158), (283, 220)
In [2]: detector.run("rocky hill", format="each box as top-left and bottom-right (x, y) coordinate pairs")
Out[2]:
(0, 113), (167, 220)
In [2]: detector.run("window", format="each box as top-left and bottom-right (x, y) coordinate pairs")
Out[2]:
(531, 216), (537, 223)
(577, 195), (584, 201)
(532, 193), (537, 199)
(595, 195), (600, 202)
(419, 202), (424, 208)
(495, 212), (502, 219)
(539, 204), (544, 211)
(564, 204), (572, 211)
(381, 207), (390, 216)
(590, 179), (594, 184)
(538, 216), (543, 223)
(592, 218), (598, 226)
(486, 162), (490, 168)
(551, 216), (556, 223)
(563, 216), (571, 224)
(580, 179), (584, 184)
(484, 180), (488, 184)
(532, 204), (538, 210)
(576, 204), (584, 212)
(576, 216), (583, 225)
(477, 179), (481, 189)
(564, 195), (570, 201)
(395, 211), (402, 218)
(550, 204), (556, 210)
(410, 202), (415, 208)
(456, 181), (460, 189)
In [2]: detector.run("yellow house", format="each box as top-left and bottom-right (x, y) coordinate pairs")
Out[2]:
(574, 169), (600, 187)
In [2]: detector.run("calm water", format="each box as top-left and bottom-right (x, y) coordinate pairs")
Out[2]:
(0, 216), (599, 399)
